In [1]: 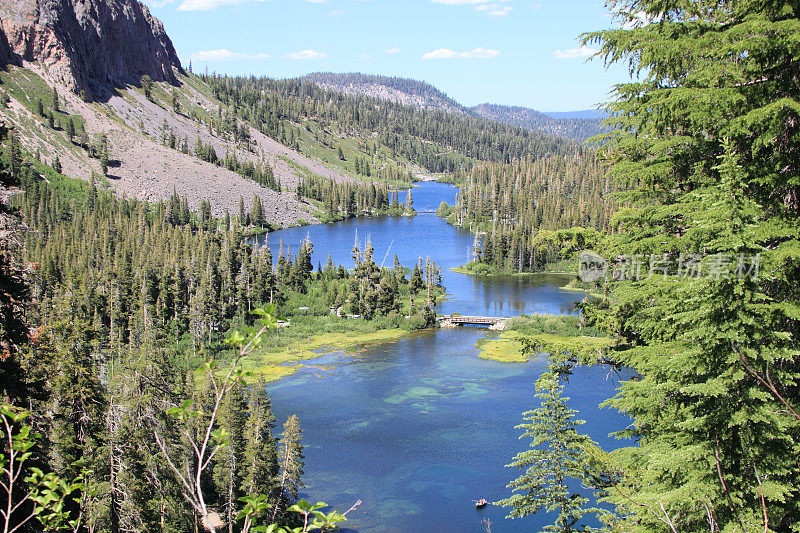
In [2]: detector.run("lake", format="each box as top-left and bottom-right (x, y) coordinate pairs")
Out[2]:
(259, 182), (630, 532)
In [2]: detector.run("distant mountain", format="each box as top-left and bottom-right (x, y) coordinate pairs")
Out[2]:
(301, 72), (469, 115)
(300, 73), (606, 143)
(543, 109), (606, 120)
(471, 103), (607, 143)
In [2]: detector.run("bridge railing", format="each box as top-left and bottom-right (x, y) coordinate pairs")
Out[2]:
(438, 315), (506, 324)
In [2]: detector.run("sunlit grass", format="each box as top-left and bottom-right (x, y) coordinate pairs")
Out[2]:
(240, 327), (408, 383)
(475, 331), (530, 363)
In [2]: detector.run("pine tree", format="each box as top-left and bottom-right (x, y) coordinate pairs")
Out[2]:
(171, 89), (180, 113)
(99, 134), (109, 175)
(0, 122), (29, 399)
(376, 269), (400, 316)
(277, 415), (304, 504)
(241, 382), (280, 511)
(409, 261), (423, 295)
(199, 199), (212, 231)
(213, 381), (248, 532)
(36, 316), (108, 521)
(238, 195), (246, 224)
(140, 75), (153, 100)
(581, 2), (800, 530)
(497, 371), (594, 532)
(66, 117), (75, 142)
(288, 234), (314, 293)
(8, 131), (21, 184)
(409, 260), (423, 312)
(251, 194), (265, 228)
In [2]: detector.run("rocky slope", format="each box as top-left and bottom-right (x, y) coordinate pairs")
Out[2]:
(0, 0), (181, 99)
(1, 64), (324, 223)
(0, 0), (368, 226)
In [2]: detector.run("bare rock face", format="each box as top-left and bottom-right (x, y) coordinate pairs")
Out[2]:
(0, 25), (16, 66)
(0, 0), (181, 99)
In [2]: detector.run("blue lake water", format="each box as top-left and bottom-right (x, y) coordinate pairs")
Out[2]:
(261, 182), (630, 532)
(258, 182), (583, 317)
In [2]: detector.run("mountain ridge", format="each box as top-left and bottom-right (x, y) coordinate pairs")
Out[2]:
(470, 103), (607, 142)
(300, 72), (469, 115)
(299, 72), (604, 142)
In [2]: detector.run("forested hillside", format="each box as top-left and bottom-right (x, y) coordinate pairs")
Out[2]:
(300, 72), (605, 142)
(200, 73), (582, 174)
(440, 153), (617, 274)
(471, 103), (607, 143)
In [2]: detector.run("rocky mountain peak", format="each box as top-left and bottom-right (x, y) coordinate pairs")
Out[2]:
(0, 0), (181, 99)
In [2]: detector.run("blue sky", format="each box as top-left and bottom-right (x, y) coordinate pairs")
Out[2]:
(144, 0), (631, 111)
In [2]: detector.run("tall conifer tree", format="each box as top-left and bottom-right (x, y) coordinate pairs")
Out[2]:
(583, 1), (800, 529)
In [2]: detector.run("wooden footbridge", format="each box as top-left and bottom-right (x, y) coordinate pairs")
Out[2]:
(438, 315), (508, 329)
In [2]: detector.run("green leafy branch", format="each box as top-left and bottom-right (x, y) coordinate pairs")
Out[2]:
(1, 405), (85, 533)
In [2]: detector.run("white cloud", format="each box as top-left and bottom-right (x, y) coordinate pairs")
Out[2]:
(191, 49), (270, 61)
(305, 0), (329, 3)
(553, 45), (596, 59)
(422, 47), (500, 59)
(328, 8), (344, 16)
(422, 48), (458, 59)
(618, 10), (653, 29)
(461, 47), (500, 58)
(384, 47), (402, 55)
(284, 49), (328, 60)
(361, 54), (373, 60)
(177, 0), (267, 11)
(475, 3), (512, 16)
(431, 0), (514, 17)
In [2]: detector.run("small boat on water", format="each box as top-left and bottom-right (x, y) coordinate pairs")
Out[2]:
(475, 499), (488, 509)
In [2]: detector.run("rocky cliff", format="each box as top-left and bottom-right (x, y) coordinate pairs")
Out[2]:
(0, 25), (15, 66)
(0, 0), (181, 99)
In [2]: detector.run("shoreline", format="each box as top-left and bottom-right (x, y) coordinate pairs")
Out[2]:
(475, 330), (530, 363)
(476, 330), (614, 363)
(240, 327), (413, 383)
(451, 265), (575, 278)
